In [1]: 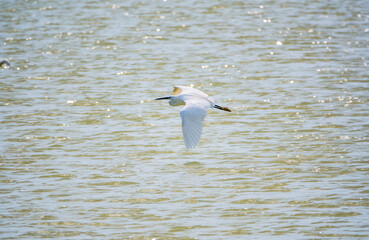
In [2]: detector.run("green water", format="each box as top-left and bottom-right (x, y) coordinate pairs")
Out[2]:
(1, 0), (368, 239)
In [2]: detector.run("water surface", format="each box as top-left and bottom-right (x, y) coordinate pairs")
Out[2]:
(1, 0), (368, 239)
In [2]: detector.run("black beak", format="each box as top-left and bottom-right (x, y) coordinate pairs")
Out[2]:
(155, 97), (171, 100)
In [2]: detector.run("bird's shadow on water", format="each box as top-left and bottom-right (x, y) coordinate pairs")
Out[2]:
(152, 146), (205, 165)
(183, 160), (203, 168)
(164, 159), (205, 173)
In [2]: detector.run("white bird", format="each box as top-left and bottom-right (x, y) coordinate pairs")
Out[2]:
(155, 86), (231, 149)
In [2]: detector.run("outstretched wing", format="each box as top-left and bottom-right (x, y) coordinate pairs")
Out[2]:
(172, 86), (183, 96)
(174, 85), (209, 98)
(180, 100), (210, 149)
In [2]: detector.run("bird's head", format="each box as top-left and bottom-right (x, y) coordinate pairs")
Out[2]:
(155, 95), (185, 106)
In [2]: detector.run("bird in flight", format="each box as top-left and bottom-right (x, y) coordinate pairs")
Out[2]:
(0, 59), (10, 68)
(155, 86), (231, 149)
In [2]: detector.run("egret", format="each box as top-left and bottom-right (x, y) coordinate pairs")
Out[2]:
(155, 86), (231, 149)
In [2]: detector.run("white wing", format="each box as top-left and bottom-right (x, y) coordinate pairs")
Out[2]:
(180, 99), (210, 149)
(175, 85), (209, 98)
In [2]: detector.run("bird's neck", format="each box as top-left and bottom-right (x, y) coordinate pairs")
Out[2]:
(169, 96), (185, 106)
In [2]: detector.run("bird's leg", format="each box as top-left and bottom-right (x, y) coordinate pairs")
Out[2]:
(214, 105), (231, 112)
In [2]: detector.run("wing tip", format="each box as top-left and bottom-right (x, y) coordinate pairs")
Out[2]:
(172, 86), (183, 96)
(184, 141), (198, 149)
(182, 128), (201, 150)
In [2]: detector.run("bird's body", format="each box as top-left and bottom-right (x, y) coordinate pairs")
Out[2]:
(155, 86), (231, 149)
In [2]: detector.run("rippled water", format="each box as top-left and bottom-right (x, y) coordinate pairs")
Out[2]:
(1, 0), (368, 239)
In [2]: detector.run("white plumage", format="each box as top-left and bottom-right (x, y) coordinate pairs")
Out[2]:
(155, 86), (231, 149)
